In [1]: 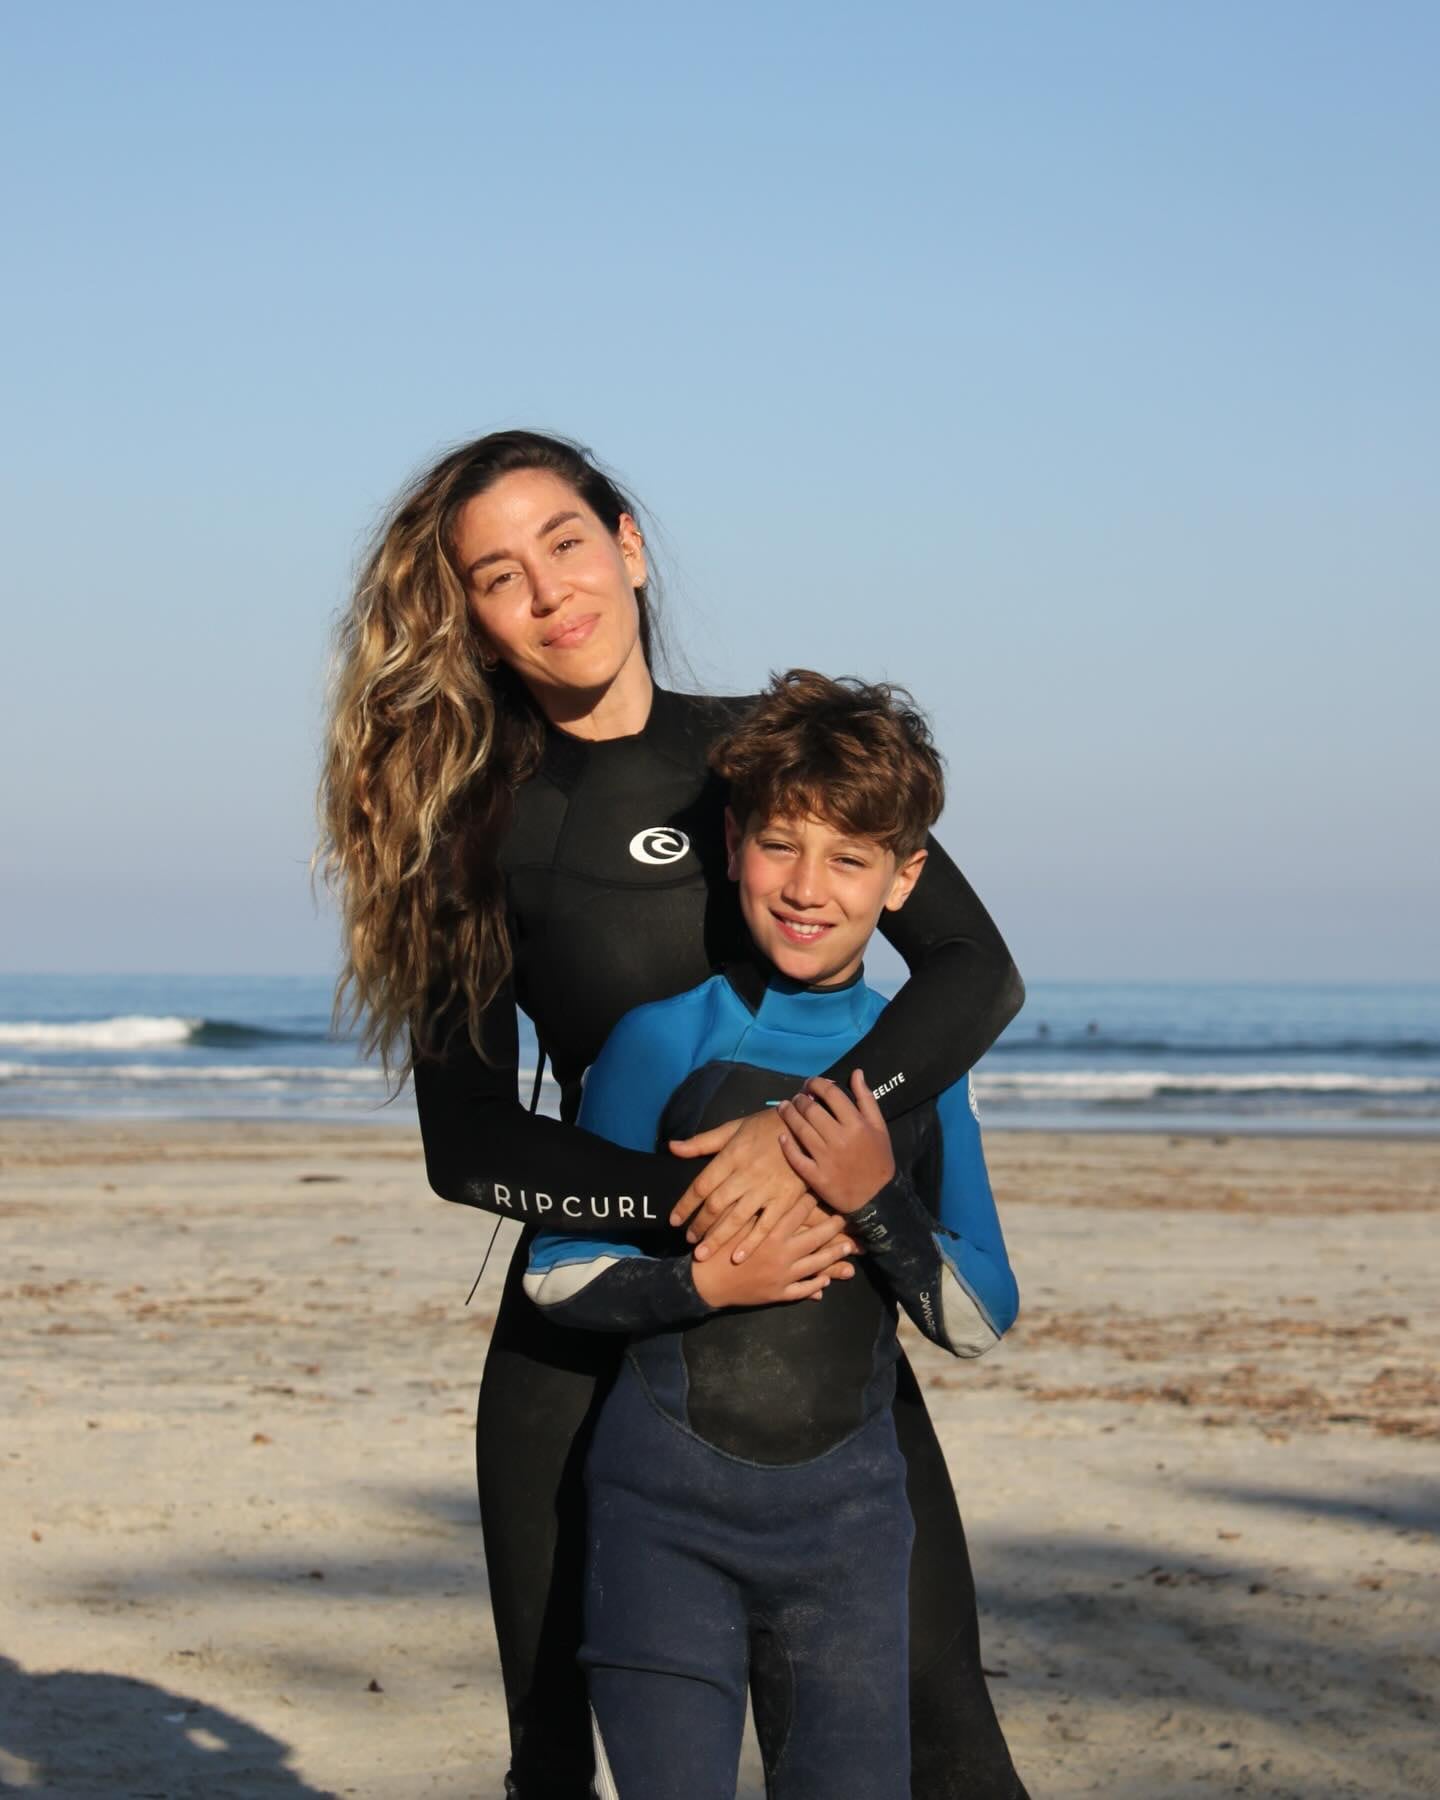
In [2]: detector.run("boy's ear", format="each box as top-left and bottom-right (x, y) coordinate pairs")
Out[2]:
(724, 807), (743, 881)
(883, 847), (928, 912)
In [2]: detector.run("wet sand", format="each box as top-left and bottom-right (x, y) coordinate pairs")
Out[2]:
(2, 1122), (1436, 1798)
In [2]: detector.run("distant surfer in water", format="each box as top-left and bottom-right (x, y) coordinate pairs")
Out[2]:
(319, 429), (1029, 1798)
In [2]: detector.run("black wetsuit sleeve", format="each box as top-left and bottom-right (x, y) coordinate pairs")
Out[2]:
(522, 1239), (715, 1332)
(849, 1078), (1019, 1358)
(847, 1175), (957, 1354)
(824, 833), (1023, 1121)
(411, 975), (695, 1233)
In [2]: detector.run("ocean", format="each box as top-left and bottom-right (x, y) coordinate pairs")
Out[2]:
(2, 973), (1436, 1136)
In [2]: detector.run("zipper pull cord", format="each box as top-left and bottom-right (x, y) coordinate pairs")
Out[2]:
(465, 1046), (547, 1307)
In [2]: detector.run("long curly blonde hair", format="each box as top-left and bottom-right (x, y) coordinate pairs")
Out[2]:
(318, 430), (657, 1074)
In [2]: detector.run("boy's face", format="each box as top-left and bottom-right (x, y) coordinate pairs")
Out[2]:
(726, 809), (928, 988)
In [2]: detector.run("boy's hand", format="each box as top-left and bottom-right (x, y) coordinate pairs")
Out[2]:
(776, 1070), (896, 1215)
(691, 1196), (854, 1309)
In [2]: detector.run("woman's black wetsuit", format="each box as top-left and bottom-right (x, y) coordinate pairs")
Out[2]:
(413, 685), (1029, 1800)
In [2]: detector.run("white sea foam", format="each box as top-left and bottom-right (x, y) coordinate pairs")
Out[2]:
(0, 1062), (384, 1084)
(976, 1070), (1440, 1103)
(0, 1015), (199, 1050)
(0, 1060), (566, 1091)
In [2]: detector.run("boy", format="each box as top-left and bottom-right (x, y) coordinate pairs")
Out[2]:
(524, 670), (1019, 1800)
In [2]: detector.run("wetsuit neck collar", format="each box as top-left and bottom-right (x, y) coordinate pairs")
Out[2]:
(539, 684), (690, 785)
(723, 952), (870, 1036)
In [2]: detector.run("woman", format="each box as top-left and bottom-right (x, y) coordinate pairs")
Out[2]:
(319, 430), (1028, 1800)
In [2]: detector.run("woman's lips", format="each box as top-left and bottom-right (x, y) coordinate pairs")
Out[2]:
(770, 912), (835, 946)
(542, 612), (600, 650)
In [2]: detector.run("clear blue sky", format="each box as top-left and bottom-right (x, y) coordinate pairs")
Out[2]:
(3, 0), (1435, 980)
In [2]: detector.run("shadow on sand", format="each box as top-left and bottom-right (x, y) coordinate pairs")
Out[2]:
(1183, 1473), (1439, 1537)
(0, 1655), (338, 1799)
(17, 1472), (1433, 1797)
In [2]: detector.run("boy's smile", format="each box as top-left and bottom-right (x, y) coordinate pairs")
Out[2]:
(726, 810), (928, 988)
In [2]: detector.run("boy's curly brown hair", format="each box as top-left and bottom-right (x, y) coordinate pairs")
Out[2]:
(709, 669), (945, 858)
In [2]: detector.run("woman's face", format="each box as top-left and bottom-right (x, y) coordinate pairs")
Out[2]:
(453, 469), (648, 701)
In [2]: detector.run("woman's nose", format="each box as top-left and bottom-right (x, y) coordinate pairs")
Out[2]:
(531, 565), (571, 614)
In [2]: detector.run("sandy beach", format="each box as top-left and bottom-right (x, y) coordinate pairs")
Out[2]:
(2, 1121), (1436, 1800)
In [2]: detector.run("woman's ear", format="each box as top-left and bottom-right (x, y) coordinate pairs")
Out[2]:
(724, 807), (743, 881)
(617, 512), (648, 588)
(884, 847), (929, 912)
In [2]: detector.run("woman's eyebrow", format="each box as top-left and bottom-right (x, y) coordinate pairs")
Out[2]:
(464, 512), (583, 579)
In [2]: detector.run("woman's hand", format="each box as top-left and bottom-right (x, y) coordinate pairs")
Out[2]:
(691, 1196), (854, 1309)
(776, 1070), (896, 1214)
(669, 1106), (810, 1262)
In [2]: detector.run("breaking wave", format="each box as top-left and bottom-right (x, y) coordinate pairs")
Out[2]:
(0, 1015), (334, 1051)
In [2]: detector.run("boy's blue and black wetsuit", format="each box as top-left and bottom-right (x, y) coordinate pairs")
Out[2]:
(525, 960), (1019, 1800)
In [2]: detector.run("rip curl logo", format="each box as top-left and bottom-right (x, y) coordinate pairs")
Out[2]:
(628, 827), (690, 866)
(492, 1184), (657, 1221)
